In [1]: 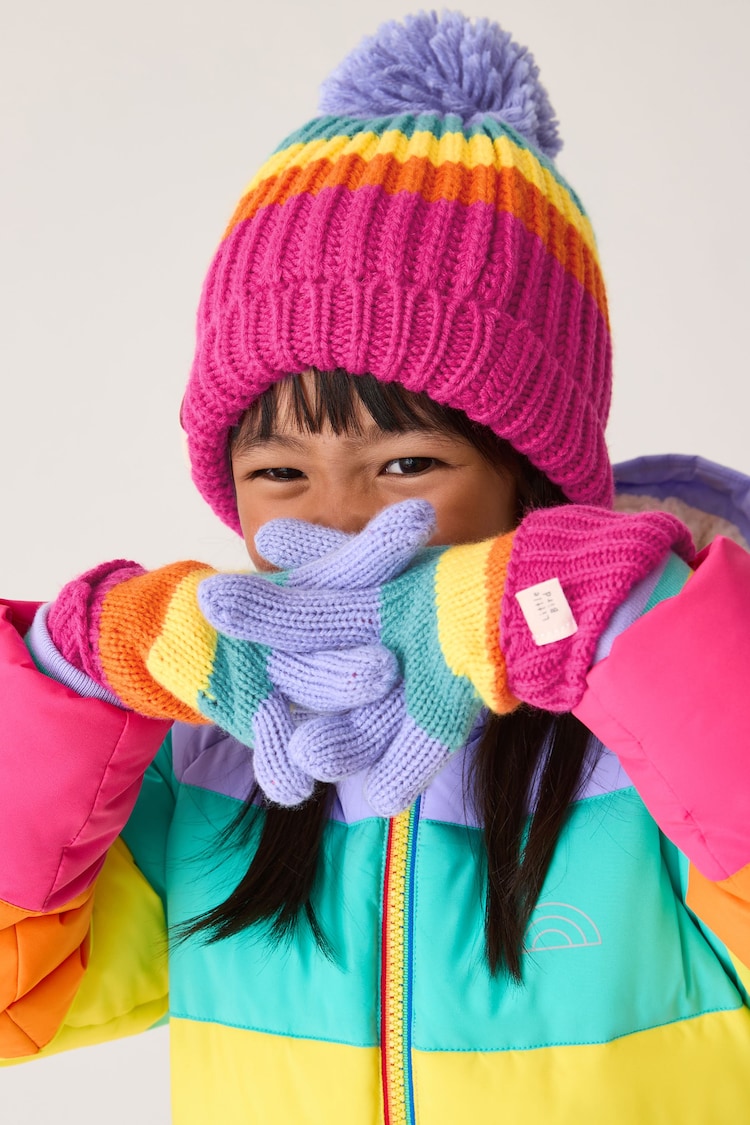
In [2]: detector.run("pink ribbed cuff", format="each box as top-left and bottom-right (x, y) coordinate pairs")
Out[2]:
(47, 560), (146, 688)
(501, 505), (694, 712)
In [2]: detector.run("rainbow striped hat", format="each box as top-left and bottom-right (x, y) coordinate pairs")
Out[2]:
(182, 11), (613, 533)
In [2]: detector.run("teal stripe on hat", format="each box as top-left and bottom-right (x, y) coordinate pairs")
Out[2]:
(274, 113), (585, 213)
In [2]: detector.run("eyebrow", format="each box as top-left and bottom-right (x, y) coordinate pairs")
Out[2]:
(232, 423), (455, 457)
(234, 433), (311, 455)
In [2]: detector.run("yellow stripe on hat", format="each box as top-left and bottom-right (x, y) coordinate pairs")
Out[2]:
(241, 128), (597, 256)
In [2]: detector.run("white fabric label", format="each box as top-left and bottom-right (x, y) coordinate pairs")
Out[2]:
(515, 578), (578, 646)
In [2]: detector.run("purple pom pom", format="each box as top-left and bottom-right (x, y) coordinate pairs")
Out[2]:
(319, 10), (561, 159)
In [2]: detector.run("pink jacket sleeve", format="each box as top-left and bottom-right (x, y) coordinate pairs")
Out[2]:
(574, 536), (750, 966)
(0, 599), (171, 913)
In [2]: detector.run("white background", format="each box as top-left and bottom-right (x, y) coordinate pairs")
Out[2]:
(2, 0), (748, 1119)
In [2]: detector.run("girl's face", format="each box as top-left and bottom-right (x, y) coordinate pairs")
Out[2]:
(231, 378), (517, 571)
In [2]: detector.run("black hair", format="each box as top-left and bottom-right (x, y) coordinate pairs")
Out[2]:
(184, 369), (594, 981)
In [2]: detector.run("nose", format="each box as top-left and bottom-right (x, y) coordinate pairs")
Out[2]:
(306, 484), (380, 536)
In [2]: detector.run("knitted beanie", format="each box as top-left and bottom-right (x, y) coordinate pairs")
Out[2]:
(182, 11), (613, 535)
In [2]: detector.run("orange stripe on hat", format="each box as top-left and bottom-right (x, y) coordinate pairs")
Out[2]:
(224, 155), (607, 320)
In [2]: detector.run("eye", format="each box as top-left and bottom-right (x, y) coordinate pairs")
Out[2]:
(250, 467), (305, 482)
(383, 457), (436, 476)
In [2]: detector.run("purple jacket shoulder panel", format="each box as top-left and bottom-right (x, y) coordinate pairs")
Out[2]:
(170, 716), (634, 828)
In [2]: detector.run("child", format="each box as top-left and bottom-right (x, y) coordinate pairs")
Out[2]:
(3, 11), (750, 1122)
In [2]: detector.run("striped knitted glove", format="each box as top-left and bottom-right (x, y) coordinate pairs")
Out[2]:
(201, 501), (694, 815)
(204, 511), (518, 813)
(43, 536), (423, 803)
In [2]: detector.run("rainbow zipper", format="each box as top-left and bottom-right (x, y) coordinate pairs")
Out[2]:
(380, 798), (420, 1125)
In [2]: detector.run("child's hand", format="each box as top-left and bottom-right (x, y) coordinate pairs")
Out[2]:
(201, 500), (512, 814)
(42, 505), (431, 807)
(201, 500), (695, 816)
(44, 559), (317, 804)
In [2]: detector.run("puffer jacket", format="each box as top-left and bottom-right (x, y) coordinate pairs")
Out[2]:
(2, 453), (750, 1124)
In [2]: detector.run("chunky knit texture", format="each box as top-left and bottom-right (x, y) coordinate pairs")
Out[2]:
(502, 506), (696, 710)
(181, 12), (613, 535)
(46, 560), (315, 802)
(48, 559), (147, 686)
(43, 505), (430, 805)
(50, 560), (219, 722)
(201, 501), (520, 815)
(203, 500), (695, 813)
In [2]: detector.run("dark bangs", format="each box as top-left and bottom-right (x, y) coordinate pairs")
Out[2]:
(230, 369), (512, 466)
(230, 368), (567, 518)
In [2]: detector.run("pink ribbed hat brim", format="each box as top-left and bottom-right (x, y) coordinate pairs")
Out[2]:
(183, 186), (612, 533)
